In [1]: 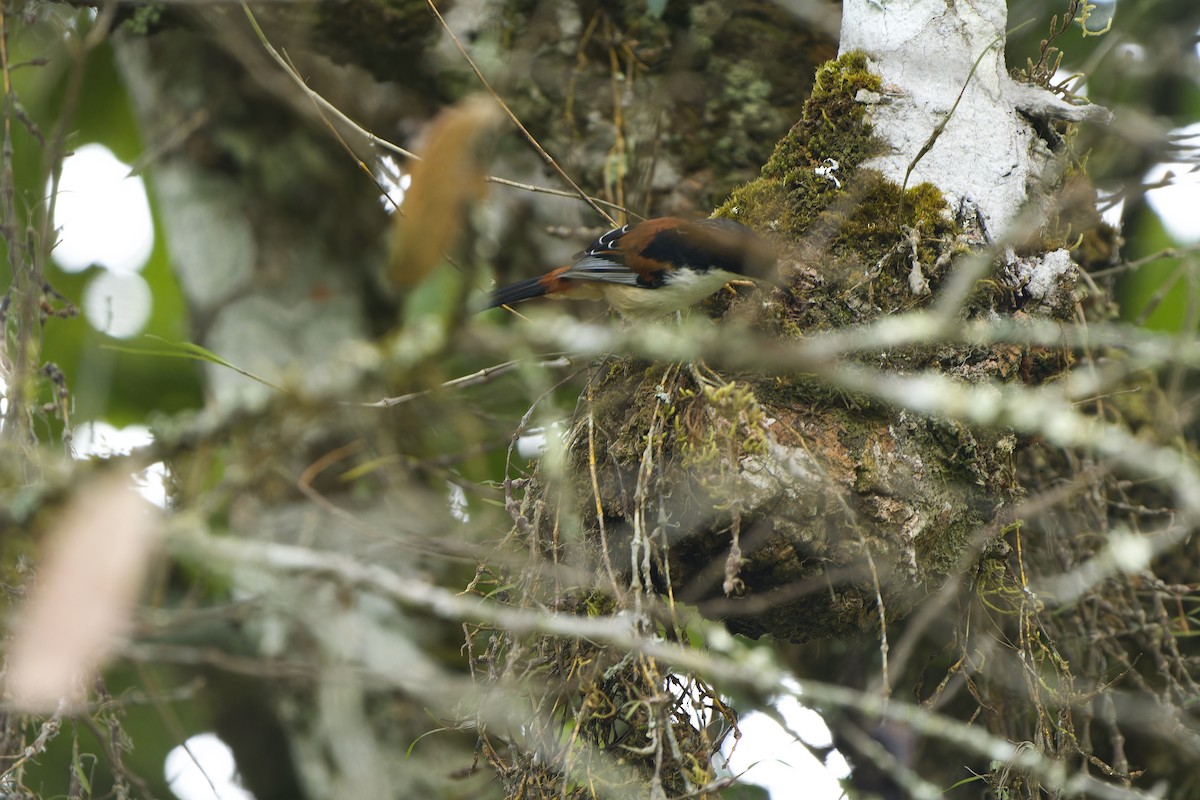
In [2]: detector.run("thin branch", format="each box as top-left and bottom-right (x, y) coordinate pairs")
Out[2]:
(362, 355), (575, 407)
(171, 529), (1162, 800)
(422, 0), (617, 226)
(240, 4), (628, 217)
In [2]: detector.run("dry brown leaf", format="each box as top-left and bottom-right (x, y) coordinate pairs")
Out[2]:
(387, 95), (501, 291)
(5, 472), (161, 713)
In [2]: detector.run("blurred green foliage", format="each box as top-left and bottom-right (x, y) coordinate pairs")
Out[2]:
(3, 28), (202, 433)
(1008, 0), (1200, 335)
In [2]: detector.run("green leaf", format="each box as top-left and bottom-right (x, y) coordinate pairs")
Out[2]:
(102, 335), (287, 393)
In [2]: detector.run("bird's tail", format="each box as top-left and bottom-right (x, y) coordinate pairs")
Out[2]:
(486, 276), (548, 310)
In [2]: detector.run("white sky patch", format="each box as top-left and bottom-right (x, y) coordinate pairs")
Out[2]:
(1144, 160), (1200, 244)
(517, 422), (566, 460)
(52, 143), (156, 338)
(1145, 122), (1200, 242)
(377, 155), (411, 213)
(1097, 187), (1124, 230)
(84, 270), (152, 338)
(72, 422), (167, 508)
(165, 733), (254, 800)
(51, 143), (153, 275)
(447, 481), (470, 522)
(723, 682), (849, 799)
(133, 460), (170, 509)
(72, 421), (152, 458)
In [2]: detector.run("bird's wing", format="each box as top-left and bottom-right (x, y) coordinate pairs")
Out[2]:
(583, 224), (632, 256)
(556, 255), (645, 285)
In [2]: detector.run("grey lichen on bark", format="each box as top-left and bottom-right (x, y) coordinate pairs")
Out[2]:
(840, 0), (1109, 237)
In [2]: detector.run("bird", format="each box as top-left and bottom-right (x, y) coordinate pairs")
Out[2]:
(484, 216), (775, 318)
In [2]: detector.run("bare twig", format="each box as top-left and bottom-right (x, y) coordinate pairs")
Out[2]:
(363, 355), (574, 407)
(173, 530), (1163, 800)
(240, 4), (627, 218)
(422, 0), (617, 226)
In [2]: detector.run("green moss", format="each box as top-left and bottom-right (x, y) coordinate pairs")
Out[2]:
(762, 51), (882, 180)
(716, 51), (957, 288)
(716, 51), (886, 237)
(710, 51), (981, 350)
(834, 175), (951, 265)
(677, 380), (768, 479)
